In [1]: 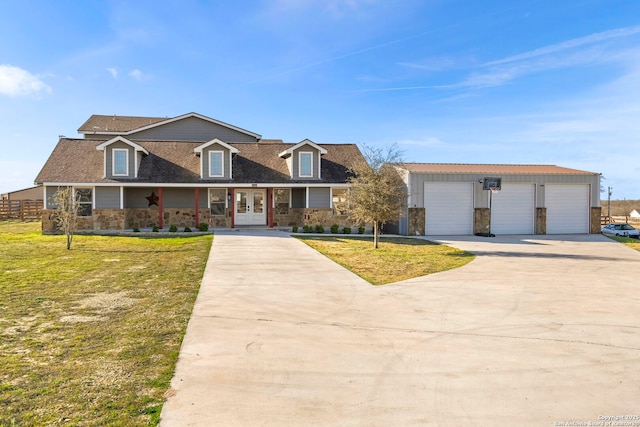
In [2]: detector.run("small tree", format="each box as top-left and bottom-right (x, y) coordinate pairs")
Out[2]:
(347, 144), (407, 248)
(52, 187), (80, 250)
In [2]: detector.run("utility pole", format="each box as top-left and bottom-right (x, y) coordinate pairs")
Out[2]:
(607, 186), (613, 223)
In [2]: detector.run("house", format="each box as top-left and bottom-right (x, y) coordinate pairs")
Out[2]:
(394, 163), (602, 235)
(35, 113), (364, 232)
(1, 186), (43, 201)
(630, 209), (640, 218)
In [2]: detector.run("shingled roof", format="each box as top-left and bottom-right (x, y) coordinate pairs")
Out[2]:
(35, 138), (362, 185)
(78, 115), (167, 133)
(398, 163), (598, 175)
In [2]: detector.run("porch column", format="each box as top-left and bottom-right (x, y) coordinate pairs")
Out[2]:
(194, 187), (199, 228)
(230, 188), (235, 229)
(158, 187), (163, 229)
(268, 187), (274, 228)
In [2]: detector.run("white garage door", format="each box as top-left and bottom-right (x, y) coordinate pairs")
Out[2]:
(490, 184), (535, 234)
(546, 184), (590, 234)
(425, 182), (474, 235)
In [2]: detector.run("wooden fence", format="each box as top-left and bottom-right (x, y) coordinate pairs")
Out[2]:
(601, 215), (640, 227)
(0, 200), (43, 221)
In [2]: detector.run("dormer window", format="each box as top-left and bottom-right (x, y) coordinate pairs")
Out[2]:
(113, 149), (129, 176)
(209, 151), (224, 177)
(299, 152), (313, 177)
(96, 136), (148, 179)
(279, 139), (327, 180)
(194, 138), (238, 180)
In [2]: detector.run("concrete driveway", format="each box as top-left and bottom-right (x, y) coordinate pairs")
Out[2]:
(160, 232), (640, 426)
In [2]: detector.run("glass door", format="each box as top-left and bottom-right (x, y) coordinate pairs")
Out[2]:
(235, 190), (266, 225)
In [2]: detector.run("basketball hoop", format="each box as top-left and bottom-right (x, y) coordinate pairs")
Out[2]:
(489, 186), (501, 194)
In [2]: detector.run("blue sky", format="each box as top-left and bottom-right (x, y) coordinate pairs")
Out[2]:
(1, 0), (639, 199)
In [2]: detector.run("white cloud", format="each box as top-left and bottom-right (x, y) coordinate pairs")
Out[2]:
(107, 67), (119, 78)
(452, 26), (640, 90)
(484, 25), (640, 67)
(128, 69), (149, 81)
(0, 65), (52, 97)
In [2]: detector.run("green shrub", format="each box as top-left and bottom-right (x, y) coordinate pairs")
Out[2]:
(184, 226), (192, 232)
(152, 226), (159, 232)
(169, 225), (178, 232)
(198, 222), (209, 232)
(303, 225), (312, 233)
(343, 226), (351, 234)
(315, 224), (324, 233)
(132, 227), (140, 233)
(358, 226), (365, 234)
(330, 224), (339, 234)
(292, 225), (298, 233)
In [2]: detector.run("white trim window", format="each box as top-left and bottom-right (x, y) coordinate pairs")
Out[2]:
(332, 188), (348, 215)
(299, 152), (313, 178)
(209, 151), (224, 177)
(209, 188), (227, 216)
(112, 148), (129, 176)
(274, 188), (291, 214)
(75, 188), (93, 217)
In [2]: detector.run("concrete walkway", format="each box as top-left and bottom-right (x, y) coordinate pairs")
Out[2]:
(160, 232), (640, 426)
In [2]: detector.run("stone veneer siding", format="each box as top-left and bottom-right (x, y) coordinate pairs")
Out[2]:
(126, 208), (220, 229)
(474, 208), (490, 235)
(408, 208), (425, 236)
(535, 208), (546, 234)
(590, 207), (602, 234)
(286, 208), (354, 228)
(41, 209), (125, 233)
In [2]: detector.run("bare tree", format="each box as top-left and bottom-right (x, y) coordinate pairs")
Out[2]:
(347, 144), (407, 248)
(52, 187), (80, 250)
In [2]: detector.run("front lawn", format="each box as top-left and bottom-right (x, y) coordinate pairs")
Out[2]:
(297, 236), (474, 285)
(0, 222), (212, 426)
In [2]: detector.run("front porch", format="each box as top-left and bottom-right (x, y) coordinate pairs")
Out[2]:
(41, 185), (357, 233)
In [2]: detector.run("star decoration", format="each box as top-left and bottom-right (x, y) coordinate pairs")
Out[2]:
(146, 191), (159, 207)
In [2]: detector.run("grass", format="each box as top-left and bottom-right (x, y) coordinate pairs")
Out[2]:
(605, 235), (640, 251)
(0, 221), (212, 426)
(296, 235), (475, 285)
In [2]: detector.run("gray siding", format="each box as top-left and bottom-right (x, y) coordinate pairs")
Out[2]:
(95, 186), (120, 209)
(309, 187), (330, 208)
(124, 187), (209, 208)
(291, 147), (320, 180)
(125, 188), (153, 208)
(161, 188), (197, 208)
(128, 116), (259, 142)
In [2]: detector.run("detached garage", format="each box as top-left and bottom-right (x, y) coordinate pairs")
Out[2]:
(396, 164), (601, 236)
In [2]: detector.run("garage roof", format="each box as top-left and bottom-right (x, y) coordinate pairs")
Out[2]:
(398, 163), (598, 175)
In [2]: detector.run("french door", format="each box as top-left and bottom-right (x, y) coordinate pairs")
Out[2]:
(235, 190), (266, 225)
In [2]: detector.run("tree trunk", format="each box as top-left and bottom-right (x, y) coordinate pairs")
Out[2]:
(373, 222), (379, 249)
